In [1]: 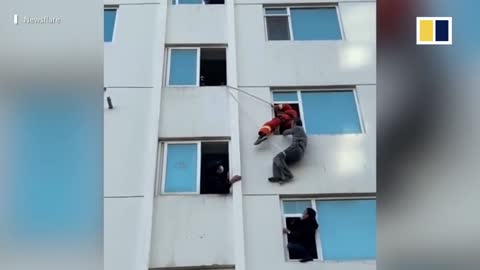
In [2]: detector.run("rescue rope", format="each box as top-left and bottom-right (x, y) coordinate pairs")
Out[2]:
(227, 88), (286, 153)
(226, 85), (273, 107)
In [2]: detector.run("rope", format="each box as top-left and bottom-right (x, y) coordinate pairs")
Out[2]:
(226, 85), (273, 107)
(227, 88), (286, 153)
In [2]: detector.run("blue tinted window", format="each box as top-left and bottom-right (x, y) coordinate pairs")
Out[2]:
(283, 200), (311, 214)
(301, 91), (361, 134)
(291, 8), (342, 40)
(164, 144), (198, 193)
(273, 92), (298, 102)
(169, 49), (198, 86)
(316, 200), (376, 260)
(104, 9), (117, 42)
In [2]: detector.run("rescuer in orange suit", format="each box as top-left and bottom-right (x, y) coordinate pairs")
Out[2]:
(254, 104), (298, 145)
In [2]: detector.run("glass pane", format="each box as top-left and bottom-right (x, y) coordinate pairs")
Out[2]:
(265, 8), (288, 15)
(283, 200), (311, 214)
(316, 200), (376, 260)
(164, 144), (198, 193)
(273, 92), (298, 102)
(104, 9), (117, 42)
(266, 16), (290, 40)
(291, 8), (342, 40)
(301, 91), (361, 134)
(169, 49), (198, 86)
(178, 0), (203, 4)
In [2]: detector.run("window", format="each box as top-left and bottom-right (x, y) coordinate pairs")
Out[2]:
(265, 6), (342, 41)
(172, 0), (224, 4)
(272, 90), (363, 135)
(271, 92), (301, 134)
(104, 7), (117, 42)
(281, 198), (376, 261)
(315, 199), (376, 260)
(167, 48), (227, 87)
(161, 141), (230, 194)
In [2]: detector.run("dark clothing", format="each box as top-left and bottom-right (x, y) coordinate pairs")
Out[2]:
(272, 126), (307, 180)
(211, 175), (231, 194)
(287, 243), (311, 260)
(202, 160), (231, 194)
(282, 126), (307, 152)
(289, 218), (319, 259)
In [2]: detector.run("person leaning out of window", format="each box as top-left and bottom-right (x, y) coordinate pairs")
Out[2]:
(283, 208), (318, 263)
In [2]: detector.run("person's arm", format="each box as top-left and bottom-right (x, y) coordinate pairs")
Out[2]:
(230, 175), (242, 185)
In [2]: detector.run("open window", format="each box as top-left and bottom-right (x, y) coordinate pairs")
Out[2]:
(271, 91), (302, 134)
(200, 142), (229, 194)
(264, 6), (343, 41)
(282, 198), (376, 261)
(283, 200), (319, 260)
(167, 47), (227, 87)
(161, 141), (230, 195)
(200, 48), (227, 86)
(272, 89), (363, 135)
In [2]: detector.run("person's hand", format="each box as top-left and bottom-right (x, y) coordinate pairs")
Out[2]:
(230, 175), (242, 184)
(283, 228), (290, 234)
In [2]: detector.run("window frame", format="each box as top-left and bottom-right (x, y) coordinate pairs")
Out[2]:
(271, 88), (365, 135)
(166, 47), (201, 87)
(160, 141), (202, 195)
(281, 196), (376, 262)
(172, 0), (224, 5)
(158, 140), (231, 195)
(166, 47), (227, 88)
(264, 5), (344, 41)
(104, 6), (119, 43)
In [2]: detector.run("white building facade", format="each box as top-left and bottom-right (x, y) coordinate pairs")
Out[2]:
(104, 1), (376, 270)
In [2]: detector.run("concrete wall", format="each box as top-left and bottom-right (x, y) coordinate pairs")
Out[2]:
(150, 195), (234, 268)
(105, 87), (154, 196)
(166, 5), (227, 44)
(104, 4), (162, 87)
(104, 2), (168, 270)
(243, 195), (376, 270)
(105, 197), (144, 270)
(235, 2), (376, 86)
(159, 87), (231, 138)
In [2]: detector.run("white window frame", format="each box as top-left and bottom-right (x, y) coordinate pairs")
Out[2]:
(281, 196), (376, 262)
(264, 5), (344, 41)
(271, 88), (365, 135)
(172, 0), (223, 5)
(166, 47), (227, 88)
(166, 47), (201, 87)
(158, 140), (231, 195)
(104, 6), (119, 44)
(271, 91), (306, 133)
(161, 141), (202, 195)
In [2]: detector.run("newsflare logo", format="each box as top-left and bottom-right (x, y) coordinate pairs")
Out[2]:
(416, 17), (452, 45)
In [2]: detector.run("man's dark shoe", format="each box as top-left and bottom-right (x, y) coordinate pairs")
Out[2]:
(268, 176), (282, 182)
(278, 176), (293, 185)
(254, 136), (268, 145)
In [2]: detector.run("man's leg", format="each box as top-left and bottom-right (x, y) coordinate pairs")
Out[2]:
(287, 243), (309, 259)
(269, 152), (286, 182)
(255, 118), (282, 145)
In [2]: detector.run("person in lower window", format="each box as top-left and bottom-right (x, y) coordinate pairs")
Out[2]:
(283, 207), (318, 263)
(205, 161), (241, 194)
